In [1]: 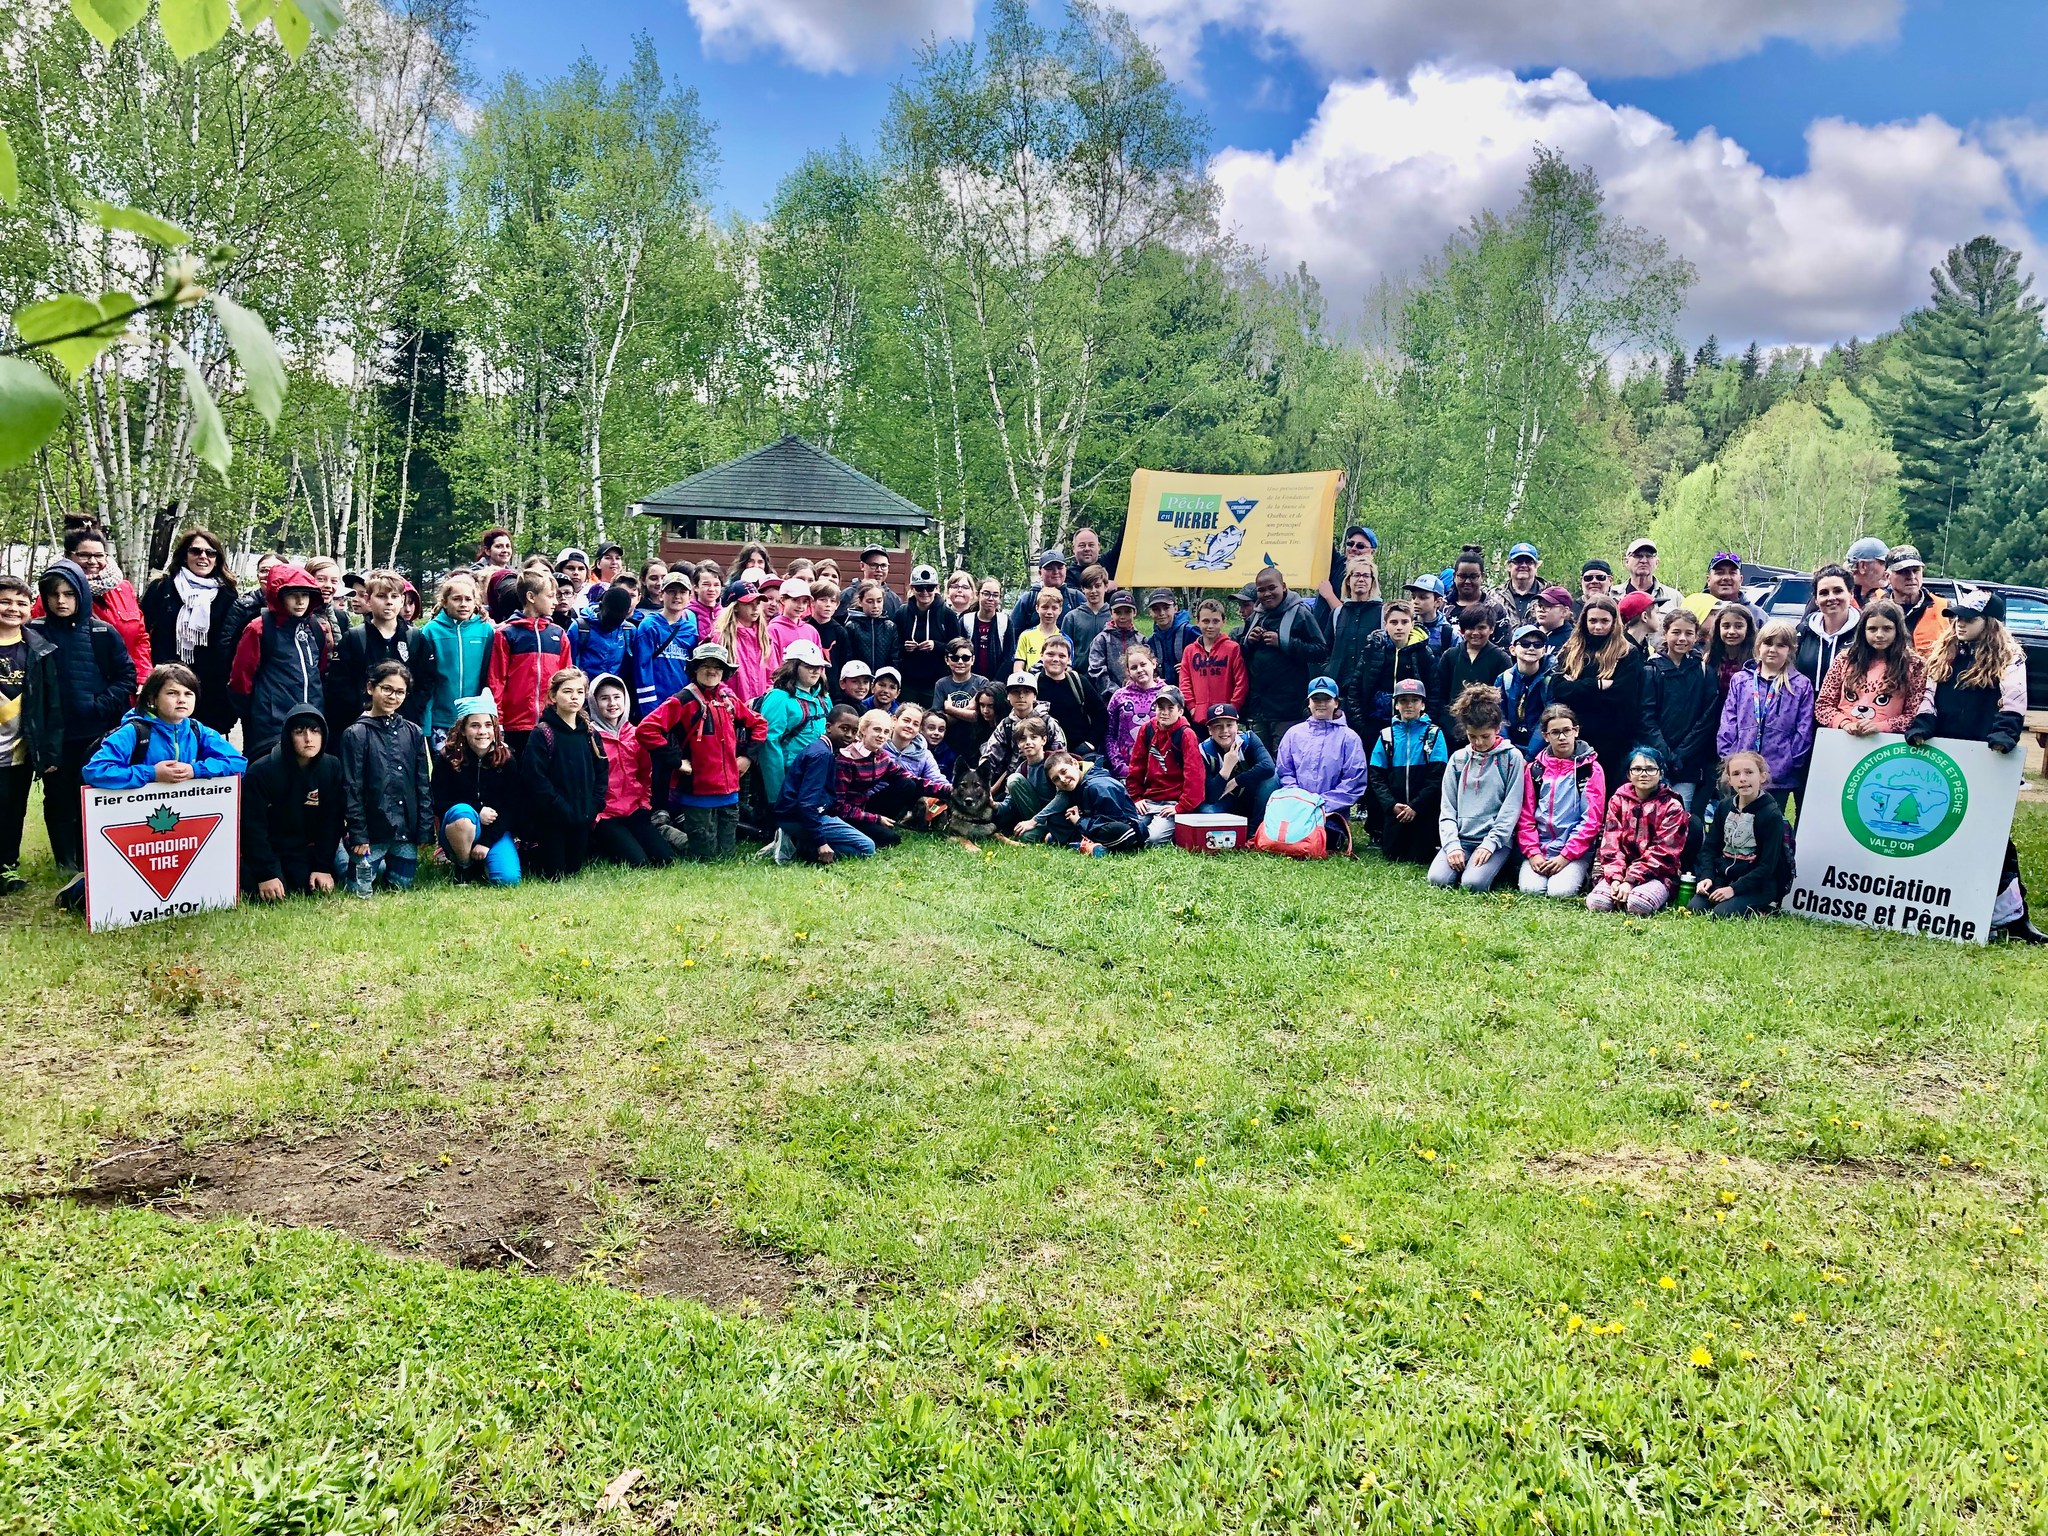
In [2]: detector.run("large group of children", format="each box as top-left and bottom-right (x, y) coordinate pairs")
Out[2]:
(0, 518), (2037, 941)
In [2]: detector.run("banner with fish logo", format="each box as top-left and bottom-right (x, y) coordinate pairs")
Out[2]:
(1113, 469), (1341, 591)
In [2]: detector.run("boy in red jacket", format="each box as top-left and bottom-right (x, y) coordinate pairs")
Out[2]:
(1124, 686), (1205, 846)
(486, 571), (573, 751)
(635, 641), (767, 860)
(1178, 597), (1247, 723)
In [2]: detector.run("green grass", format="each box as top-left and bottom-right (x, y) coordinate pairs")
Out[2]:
(3, 803), (2047, 1533)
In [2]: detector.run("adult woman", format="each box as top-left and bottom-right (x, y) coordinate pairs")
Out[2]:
(1795, 563), (1859, 698)
(1326, 559), (1383, 745)
(36, 526), (150, 680)
(139, 526), (238, 731)
(1546, 595), (1645, 787)
(1816, 600), (1927, 736)
(473, 527), (514, 573)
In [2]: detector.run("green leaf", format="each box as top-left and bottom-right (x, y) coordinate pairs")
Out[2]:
(293, 0), (345, 34)
(238, 0), (277, 30)
(0, 125), (17, 209)
(160, 0), (233, 60)
(0, 358), (71, 471)
(81, 200), (191, 248)
(69, 0), (150, 47)
(12, 291), (137, 379)
(209, 291), (284, 427)
(170, 343), (231, 480)
(270, 0), (309, 59)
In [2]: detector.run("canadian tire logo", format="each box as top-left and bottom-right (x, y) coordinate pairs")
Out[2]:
(99, 805), (225, 900)
(1841, 741), (1967, 858)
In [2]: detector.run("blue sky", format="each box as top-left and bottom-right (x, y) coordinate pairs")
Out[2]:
(465, 0), (2048, 346)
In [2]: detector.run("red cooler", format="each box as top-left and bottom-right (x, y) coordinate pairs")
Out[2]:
(1173, 812), (1248, 853)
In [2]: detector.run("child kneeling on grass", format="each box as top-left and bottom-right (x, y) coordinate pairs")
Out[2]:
(1430, 684), (1525, 892)
(832, 709), (951, 845)
(1124, 686), (1204, 847)
(432, 692), (522, 886)
(774, 705), (873, 864)
(1034, 750), (1145, 854)
(1514, 703), (1605, 898)
(1689, 749), (1788, 920)
(587, 672), (673, 869)
(1586, 745), (1688, 915)
(992, 716), (1055, 839)
(341, 661), (430, 898)
(242, 702), (344, 900)
(521, 669), (608, 879)
(83, 662), (245, 791)
(637, 642), (767, 862)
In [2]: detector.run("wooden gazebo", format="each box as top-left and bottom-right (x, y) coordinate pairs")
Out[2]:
(631, 435), (932, 589)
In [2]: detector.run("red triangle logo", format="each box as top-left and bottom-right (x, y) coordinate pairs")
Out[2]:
(99, 811), (225, 901)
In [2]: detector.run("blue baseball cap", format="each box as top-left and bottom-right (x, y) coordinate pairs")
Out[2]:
(1344, 525), (1378, 549)
(1507, 542), (1540, 561)
(1404, 573), (1445, 597)
(1307, 675), (1339, 699)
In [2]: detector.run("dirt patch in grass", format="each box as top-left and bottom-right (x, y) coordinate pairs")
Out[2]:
(24, 1121), (791, 1312)
(1523, 1145), (2033, 1204)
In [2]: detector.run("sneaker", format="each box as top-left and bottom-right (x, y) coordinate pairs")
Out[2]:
(55, 875), (85, 912)
(0, 870), (25, 896)
(1079, 838), (1106, 857)
(772, 829), (794, 866)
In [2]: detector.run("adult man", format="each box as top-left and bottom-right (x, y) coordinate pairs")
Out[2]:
(835, 546), (905, 622)
(1071, 527), (1103, 571)
(1008, 548), (1083, 633)
(1620, 538), (1683, 617)
(1579, 560), (1615, 603)
(1319, 524), (1377, 608)
(892, 564), (958, 697)
(1846, 536), (1890, 607)
(1239, 566), (1329, 747)
(1885, 545), (1947, 656)
(1501, 542), (1544, 624)
(1680, 553), (1767, 626)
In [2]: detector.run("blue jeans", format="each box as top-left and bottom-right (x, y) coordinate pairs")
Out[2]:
(439, 805), (522, 885)
(347, 841), (418, 898)
(794, 814), (876, 860)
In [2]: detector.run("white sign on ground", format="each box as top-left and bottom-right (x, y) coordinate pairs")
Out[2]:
(83, 777), (241, 932)
(1785, 730), (2022, 944)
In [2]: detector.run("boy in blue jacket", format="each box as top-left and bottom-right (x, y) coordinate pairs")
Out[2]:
(1197, 703), (1275, 826)
(774, 704), (874, 864)
(1034, 750), (1145, 853)
(631, 574), (701, 717)
(84, 663), (246, 790)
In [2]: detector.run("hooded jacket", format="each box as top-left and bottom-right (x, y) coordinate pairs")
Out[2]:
(1549, 642), (1648, 785)
(1146, 610), (1199, 684)
(521, 709), (609, 828)
(1715, 664), (1815, 790)
(636, 681), (766, 806)
(1438, 737), (1526, 855)
(1495, 661), (1556, 757)
(1639, 651), (1717, 781)
(1039, 764), (1145, 844)
(1239, 591), (1331, 722)
(1695, 789), (1789, 901)
(960, 609), (1012, 682)
(775, 734), (840, 840)
(569, 587), (639, 691)
(1342, 627), (1432, 734)
(485, 614), (573, 734)
(1795, 609), (1859, 697)
(1275, 710), (1370, 814)
(841, 611), (901, 678)
(430, 730), (522, 844)
(1327, 598), (1385, 702)
(415, 608), (495, 736)
(756, 681), (830, 808)
(341, 708), (431, 845)
(83, 707), (245, 791)
(1086, 621), (1145, 695)
(588, 680), (654, 820)
(1516, 741), (1607, 863)
(1816, 652), (1929, 736)
(228, 563), (333, 754)
(767, 611), (824, 672)
(1595, 780), (1689, 889)
(1178, 634), (1249, 724)
(630, 608), (701, 716)
(242, 703), (346, 882)
(1125, 716), (1205, 812)
(1907, 642), (2027, 752)
(30, 560), (138, 754)
(1104, 679), (1164, 778)
(36, 567), (150, 678)
(1034, 665), (1100, 755)
(891, 597), (959, 695)
(4, 626), (64, 773)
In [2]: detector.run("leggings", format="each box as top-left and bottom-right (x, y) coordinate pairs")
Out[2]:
(1587, 878), (1670, 915)
(591, 810), (673, 869)
(1429, 839), (1505, 890)
(1690, 890), (1773, 919)
(440, 804), (522, 885)
(530, 823), (592, 880)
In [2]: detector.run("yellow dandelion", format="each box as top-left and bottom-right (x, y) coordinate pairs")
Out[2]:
(1938, 1153), (1953, 1167)
(1094, 1332), (1110, 1348)
(1565, 1314), (1584, 1333)
(1791, 1311), (1807, 1323)
(1194, 1155), (1206, 1168)
(1689, 1346), (1713, 1368)
(1718, 1190), (1738, 1205)
(2008, 1224), (2026, 1237)
(1417, 1147), (1438, 1162)
(1658, 1275), (1677, 1291)
(681, 958), (695, 968)
(1469, 1288), (1484, 1302)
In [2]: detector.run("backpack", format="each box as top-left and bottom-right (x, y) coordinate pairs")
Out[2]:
(1253, 786), (1341, 859)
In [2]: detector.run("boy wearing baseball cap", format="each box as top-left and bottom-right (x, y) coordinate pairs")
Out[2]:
(1366, 677), (1446, 866)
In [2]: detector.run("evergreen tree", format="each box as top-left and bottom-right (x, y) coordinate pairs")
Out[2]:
(1662, 350), (1688, 402)
(1738, 340), (1762, 382)
(1692, 335), (1721, 371)
(1949, 425), (2048, 584)
(1868, 236), (2048, 547)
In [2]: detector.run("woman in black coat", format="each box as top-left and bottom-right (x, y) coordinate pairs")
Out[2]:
(139, 527), (240, 731)
(1547, 596), (1647, 787)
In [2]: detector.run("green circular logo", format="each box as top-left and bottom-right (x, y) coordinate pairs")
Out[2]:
(1841, 741), (1968, 857)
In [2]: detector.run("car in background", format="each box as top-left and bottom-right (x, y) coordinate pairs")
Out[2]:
(1737, 562), (2048, 711)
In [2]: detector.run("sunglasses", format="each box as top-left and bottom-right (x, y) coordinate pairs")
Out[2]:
(188, 547), (220, 559)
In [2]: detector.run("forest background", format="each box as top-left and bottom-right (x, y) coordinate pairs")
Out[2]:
(4, 0), (2047, 591)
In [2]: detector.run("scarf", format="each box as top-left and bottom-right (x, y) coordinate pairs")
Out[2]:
(172, 566), (223, 663)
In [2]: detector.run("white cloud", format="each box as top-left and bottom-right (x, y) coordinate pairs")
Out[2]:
(684, 0), (971, 73)
(1986, 119), (2048, 201)
(1211, 67), (2032, 347)
(1114, 0), (1900, 81)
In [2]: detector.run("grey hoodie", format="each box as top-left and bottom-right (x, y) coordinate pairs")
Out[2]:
(1438, 737), (1527, 855)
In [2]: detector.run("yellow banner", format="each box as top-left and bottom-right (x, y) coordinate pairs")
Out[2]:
(1113, 468), (1341, 591)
